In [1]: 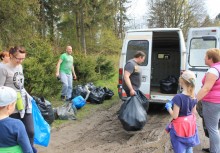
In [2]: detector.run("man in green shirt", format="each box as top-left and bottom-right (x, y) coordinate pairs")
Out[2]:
(56, 46), (77, 101)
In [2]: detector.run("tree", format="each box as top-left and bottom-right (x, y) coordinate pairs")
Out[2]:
(147, 0), (208, 37)
(0, 0), (39, 48)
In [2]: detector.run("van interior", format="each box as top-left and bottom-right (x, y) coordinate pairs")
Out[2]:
(150, 31), (180, 95)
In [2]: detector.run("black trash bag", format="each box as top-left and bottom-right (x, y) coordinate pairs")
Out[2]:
(72, 85), (88, 99)
(56, 102), (77, 120)
(136, 90), (149, 112)
(33, 96), (55, 125)
(85, 82), (96, 91)
(118, 95), (147, 131)
(160, 75), (178, 94)
(88, 87), (106, 104)
(103, 87), (114, 100)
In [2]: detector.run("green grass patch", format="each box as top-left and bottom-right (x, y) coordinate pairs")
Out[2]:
(49, 54), (120, 128)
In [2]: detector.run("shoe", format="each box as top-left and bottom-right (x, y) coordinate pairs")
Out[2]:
(61, 95), (66, 101)
(202, 148), (210, 152)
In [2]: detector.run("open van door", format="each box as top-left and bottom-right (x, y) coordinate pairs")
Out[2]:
(118, 30), (153, 100)
(186, 27), (220, 93)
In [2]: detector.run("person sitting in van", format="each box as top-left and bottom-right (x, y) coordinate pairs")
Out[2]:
(0, 86), (33, 153)
(122, 51), (146, 97)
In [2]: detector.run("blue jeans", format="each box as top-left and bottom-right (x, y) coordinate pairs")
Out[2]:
(185, 147), (193, 153)
(60, 72), (73, 99)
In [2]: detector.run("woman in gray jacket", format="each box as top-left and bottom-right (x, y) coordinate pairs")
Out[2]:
(0, 46), (36, 153)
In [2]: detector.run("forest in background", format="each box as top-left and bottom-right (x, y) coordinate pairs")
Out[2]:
(0, 0), (220, 98)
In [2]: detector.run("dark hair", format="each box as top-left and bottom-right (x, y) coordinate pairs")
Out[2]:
(9, 46), (26, 56)
(0, 51), (9, 60)
(134, 51), (146, 58)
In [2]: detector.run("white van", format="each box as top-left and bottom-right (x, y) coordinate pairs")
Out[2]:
(117, 28), (186, 103)
(186, 27), (220, 93)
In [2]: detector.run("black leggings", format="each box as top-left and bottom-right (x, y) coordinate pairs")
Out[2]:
(10, 113), (34, 145)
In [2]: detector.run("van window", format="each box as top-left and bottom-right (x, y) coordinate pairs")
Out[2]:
(126, 40), (149, 66)
(189, 38), (216, 67)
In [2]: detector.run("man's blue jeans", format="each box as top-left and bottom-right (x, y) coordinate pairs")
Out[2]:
(60, 72), (73, 99)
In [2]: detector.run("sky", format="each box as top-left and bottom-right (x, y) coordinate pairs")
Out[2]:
(126, 0), (220, 26)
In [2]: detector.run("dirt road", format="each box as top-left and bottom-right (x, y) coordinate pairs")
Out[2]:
(37, 100), (209, 153)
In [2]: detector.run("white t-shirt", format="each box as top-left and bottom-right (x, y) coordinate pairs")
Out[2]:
(207, 67), (219, 79)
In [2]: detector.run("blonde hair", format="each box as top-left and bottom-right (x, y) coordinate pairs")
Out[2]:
(179, 78), (195, 98)
(206, 48), (220, 63)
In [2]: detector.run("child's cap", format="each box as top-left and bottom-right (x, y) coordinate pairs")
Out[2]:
(181, 70), (196, 85)
(0, 86), (17, 107)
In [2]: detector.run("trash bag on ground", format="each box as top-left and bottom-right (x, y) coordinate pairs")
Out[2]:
(88, 87), (106, 104)
(136, 90), (149, 112)
(103, 87), (114, 100)
(33, 96), (55, 125)
(85, 82), (96, 91)
(160, 75), (178, 94)
(72, 85), (88, 99)
(72, 95), (86, 109)
(56, 102), (77, 120)
(118, 95), (147, 131)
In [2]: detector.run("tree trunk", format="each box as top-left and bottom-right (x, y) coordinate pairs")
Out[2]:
(80, 1), (87, 55)
(76, 11), (81, 44)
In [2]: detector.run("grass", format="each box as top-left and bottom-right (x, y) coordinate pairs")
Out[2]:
(51, 89), (120, 129)
(50, 54), (120, 128)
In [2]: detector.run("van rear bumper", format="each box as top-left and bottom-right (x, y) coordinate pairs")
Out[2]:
(148, 99), (169, 104)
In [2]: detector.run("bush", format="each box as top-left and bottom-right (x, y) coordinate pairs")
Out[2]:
(95, 56), (115, 79)
(23, 38), (60, 97)
(74, 53), (100, 84)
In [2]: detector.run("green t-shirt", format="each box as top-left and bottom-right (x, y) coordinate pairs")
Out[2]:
(60, 53), (74, 74)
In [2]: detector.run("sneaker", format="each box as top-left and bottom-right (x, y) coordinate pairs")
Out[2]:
(61, 95), (66, 101)
(202, 148), (210, 152)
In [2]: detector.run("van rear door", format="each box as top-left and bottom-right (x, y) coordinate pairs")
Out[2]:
(119, 31), (153, 99)
(186, 28), (219, 93)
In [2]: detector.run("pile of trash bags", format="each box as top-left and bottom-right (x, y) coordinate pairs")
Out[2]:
(72, 82), (114, 104)
(118, 90), (149, 131)
(34, 83), (114, 121)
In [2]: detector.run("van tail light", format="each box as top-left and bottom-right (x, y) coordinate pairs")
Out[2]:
(119, 68), (123, 84)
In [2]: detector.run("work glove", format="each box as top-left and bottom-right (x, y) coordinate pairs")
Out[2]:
(165, 100), (173, 111)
